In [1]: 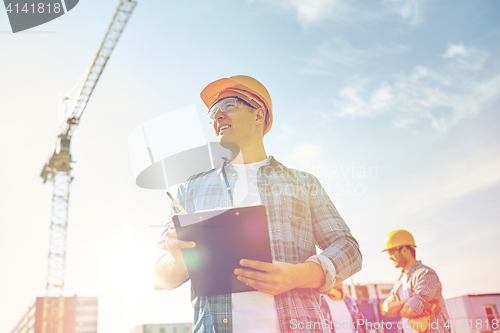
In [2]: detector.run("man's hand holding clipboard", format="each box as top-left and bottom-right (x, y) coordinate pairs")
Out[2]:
(234, 259), (327, 296)
(165, 222), (196, 265)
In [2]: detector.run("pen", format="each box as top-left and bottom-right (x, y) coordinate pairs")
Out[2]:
(166, 192), (187, 213)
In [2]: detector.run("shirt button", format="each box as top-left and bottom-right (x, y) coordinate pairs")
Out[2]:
(223, 318), (228, 324)
(232, 173), (236, 177)
(226, 187), (231, 191)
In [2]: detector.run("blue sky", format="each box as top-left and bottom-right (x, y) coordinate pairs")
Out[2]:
(1, 0), (499, 332)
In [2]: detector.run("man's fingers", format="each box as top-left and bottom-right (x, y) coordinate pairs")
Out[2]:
(165, 227), (177, 238)
(237, 275), (265, 289)
(234, 268), (269, 283)
(167, 238), (196, 250)
(234, 260), (298, 296)
(165, 225), (195, 249)
(177, 239), (196, 249)
(239, 259), (274, 272)
(237, 275), (279, 296)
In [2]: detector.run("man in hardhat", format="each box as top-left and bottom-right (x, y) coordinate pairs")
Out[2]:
(381, 230), (450, 333)
(152, 75), (362, 333)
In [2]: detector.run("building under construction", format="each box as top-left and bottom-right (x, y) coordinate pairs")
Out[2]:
(10, 296), (97, 333)
(129, 323), (192, 333)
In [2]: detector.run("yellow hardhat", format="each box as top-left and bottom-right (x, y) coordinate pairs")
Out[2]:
(382, 229), (417, 252)
(200, 75), (273, 135)
(327, 283), (346, 301)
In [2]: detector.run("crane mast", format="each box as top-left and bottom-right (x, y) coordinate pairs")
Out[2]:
(39, 1), (136, 332)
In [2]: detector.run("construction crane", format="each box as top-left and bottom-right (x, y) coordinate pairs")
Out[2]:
(39, 1), (136, 332)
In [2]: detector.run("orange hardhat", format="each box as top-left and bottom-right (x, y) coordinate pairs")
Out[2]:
(200, 75), (273, 135)
(382, 229), (417, 252)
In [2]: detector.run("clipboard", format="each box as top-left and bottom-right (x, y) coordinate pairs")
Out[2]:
(172, 205), (273, 296)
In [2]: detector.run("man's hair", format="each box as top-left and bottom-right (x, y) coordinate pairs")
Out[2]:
(249, 106), (268, 136)
(262, 109), (268, 135)
(403, 245), (416, 258)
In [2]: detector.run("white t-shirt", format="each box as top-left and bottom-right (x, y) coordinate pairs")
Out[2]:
(231, 157), (280, 333)
(322, 295), (355, 333)
(398, 272), (419, 333)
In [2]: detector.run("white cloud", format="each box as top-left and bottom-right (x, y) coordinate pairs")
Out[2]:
(443, 43), (466, 58)
(255, 0), (425, 26)
(335, 81), (395, 117)
(288, 0), (338, 24)
(251, 0), (339, 25)
(257, 0), (339, 25)
(299, 40), (410, 77)
(333, 45), (499, 133)
(336, 83), (372, 117)
(382, 0), (423, 25)
(443, 43), (489, 71)
(370, 84), (394, 110)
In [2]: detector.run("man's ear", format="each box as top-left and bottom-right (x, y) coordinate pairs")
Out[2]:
(254, 108), (266, 124)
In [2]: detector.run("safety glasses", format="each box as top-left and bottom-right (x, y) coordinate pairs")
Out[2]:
(207, 97), (256, 124)
(387, 247), (402, 256)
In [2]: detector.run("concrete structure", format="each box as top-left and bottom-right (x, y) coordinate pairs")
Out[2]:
(10, 296), (97, 333)
(130, 323), (191, 333)
(345, 284), (400, 333)
(446, 294), (500, 333)
(346, 283), (394, 301)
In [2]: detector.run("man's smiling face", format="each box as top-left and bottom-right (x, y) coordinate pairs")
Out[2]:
(212, 97), (258, 145)
(388, 247), (407, 269)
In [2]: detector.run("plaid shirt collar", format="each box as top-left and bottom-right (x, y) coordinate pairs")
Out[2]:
(401, 260), (422, 276)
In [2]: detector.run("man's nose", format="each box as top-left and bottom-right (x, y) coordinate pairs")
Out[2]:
(214, 107), (225, 120)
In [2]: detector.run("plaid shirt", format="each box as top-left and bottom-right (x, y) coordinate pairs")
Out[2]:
(153, 156), (362, 333)
(390, 261), (450, 333)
